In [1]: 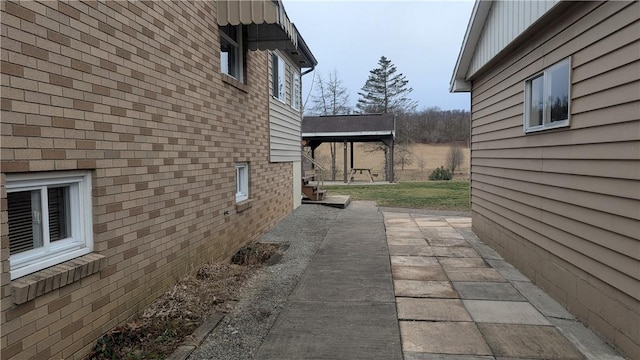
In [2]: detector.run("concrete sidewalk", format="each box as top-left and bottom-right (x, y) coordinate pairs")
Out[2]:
(256, 202), (625, 360)
(255, 201), (403, 359)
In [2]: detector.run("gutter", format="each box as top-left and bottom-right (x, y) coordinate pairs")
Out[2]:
(301, 66), (314, 76)
(294, 23), (318, 75)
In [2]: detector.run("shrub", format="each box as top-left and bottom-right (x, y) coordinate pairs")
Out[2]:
(428, 166), (452, 181)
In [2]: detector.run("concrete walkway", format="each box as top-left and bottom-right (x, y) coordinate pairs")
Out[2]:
(256, 202), (625, 360)
(255, 201), (402, 359)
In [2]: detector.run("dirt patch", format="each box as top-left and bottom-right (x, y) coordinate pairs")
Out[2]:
(85, 242), (284, 360)
(231, 243), (286, 266)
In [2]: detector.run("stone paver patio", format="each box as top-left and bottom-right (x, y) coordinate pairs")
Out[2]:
(382, 210), (624, 360)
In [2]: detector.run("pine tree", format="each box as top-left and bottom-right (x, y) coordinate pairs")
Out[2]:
(356, 56), (417, 114)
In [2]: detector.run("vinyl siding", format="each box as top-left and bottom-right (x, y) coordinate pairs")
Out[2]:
(469, 1), (639, 357)
(468, 0), (560, 77)
(269, 50), (302, 163)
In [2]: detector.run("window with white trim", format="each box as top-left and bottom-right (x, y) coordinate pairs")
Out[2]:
(220, 25), (244, 82)
(6, 171), (93, 280)
(235, 163), (249, 202)
(292, 72), (301, 110)
(272, 53), (286, 102)
(524, 58), (571, 133)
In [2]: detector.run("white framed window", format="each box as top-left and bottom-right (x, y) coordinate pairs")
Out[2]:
(524, 58), (571, 133)
(272, 53), (286, 102)
(292, 72), (301, 110)
(6, 171), (93, 280)
(220, 25), (244, 82)
(235, 163), (249, 202)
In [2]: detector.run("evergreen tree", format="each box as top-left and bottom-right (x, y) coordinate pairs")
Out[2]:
(356, 56), (417, 114)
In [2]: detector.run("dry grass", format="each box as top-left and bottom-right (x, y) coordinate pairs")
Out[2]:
(85, 243), (283, 360)
(313, 142), (470, 182)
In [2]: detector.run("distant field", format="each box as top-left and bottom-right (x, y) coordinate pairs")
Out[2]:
(313, 142), (470, 182)
(324, 181), (470, 210)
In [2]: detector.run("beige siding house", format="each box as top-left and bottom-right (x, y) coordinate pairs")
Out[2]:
(268, 47), (313, 207)
(451, 1), (639, 358)
(0, 1), (316, 359)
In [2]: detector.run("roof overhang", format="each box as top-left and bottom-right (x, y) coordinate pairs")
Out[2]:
(217, 0), (317, 68)
(450, 0), (571, 93)
(302, 114), (396, 146)
(303, 131), (395, 138)
(449, 0), (493, 93)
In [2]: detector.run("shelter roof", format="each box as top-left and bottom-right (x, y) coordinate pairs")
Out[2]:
(302, 114), (395, 137)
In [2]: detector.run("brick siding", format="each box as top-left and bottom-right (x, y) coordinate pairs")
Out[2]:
(0, 1), (294, 359)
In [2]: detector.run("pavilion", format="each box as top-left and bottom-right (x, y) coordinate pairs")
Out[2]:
(302, 114), (396, 183)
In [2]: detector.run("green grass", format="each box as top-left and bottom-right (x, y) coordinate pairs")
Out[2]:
(324, 181), (470, 211)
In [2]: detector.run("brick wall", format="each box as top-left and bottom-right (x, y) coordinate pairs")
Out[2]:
(1, 1), (295, 359)
(472, 212), (640, 359)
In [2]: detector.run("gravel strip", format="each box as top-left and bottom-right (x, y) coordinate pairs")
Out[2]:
(188, 204), (341, 360)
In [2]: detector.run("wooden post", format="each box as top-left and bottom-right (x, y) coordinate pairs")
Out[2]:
(343, 141), (348, 183)
(382, 137), (394, 182)
(389, 139), (394, 182)
(350, 142), (354, 169)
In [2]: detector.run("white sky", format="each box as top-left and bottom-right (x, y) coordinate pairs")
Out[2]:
(283, 0), (475, 111)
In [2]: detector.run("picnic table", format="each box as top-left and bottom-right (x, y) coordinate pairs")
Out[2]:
(347, 168), (375, 184)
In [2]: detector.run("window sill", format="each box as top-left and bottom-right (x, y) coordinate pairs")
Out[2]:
(11, 253), (105, 305)
(236, 199), (253, 213)
(272, 96), (286, 104)
(524, 121), (570, 134)
(221, 73), (247, 93)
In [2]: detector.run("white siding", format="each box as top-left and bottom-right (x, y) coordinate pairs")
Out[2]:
(468, 0), (560, 77)
(269, 50), (303, 163)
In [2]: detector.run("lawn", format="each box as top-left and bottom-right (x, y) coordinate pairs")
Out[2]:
(324, 181), (470, 211)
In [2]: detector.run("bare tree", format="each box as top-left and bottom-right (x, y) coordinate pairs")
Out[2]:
(446, 146), (464, 173)
(394, 144), (413, 170)
(416, 154), (427, 173)
(309, 70), (351, 180)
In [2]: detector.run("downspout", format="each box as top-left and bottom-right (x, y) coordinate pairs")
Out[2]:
(301, 65), (315, 76)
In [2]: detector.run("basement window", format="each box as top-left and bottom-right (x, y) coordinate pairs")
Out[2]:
(236, 163), (249, 202)
(6, 171), (93, 280)
(524, 58), (571, 133)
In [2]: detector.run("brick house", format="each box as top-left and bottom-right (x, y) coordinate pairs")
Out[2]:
(450, 1), (639, 358)
(0, 1), (316, 359)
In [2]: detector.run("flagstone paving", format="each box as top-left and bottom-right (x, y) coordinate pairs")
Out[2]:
(453, 282), (525, 301)
(382, 210), (625, 360)
(394, 280), (458, 298)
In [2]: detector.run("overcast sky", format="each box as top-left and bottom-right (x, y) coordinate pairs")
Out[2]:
(283, 0), (475, 112)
